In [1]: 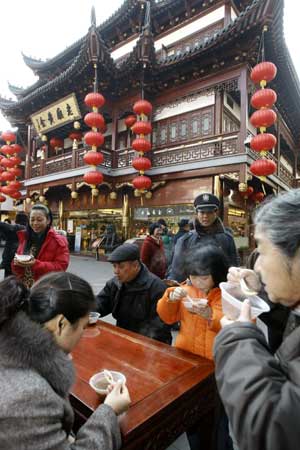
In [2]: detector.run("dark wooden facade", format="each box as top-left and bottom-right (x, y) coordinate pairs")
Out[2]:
(0, 0), (299, 251)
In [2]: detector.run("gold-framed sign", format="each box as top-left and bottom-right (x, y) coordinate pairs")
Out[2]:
(31, 93), (81, 134)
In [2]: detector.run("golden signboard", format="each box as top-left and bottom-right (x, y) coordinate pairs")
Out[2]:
(31, 93), (81, 134)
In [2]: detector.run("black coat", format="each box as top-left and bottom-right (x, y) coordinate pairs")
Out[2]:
(169, 219), (239, 282)
(0, 222), (25, 273)
(96, 264), (171, 344)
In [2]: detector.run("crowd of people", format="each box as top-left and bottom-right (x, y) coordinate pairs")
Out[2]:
(0, 188), (299, 450)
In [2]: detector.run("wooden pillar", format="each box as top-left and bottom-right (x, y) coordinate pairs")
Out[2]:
(214, 90), (223, 136)
(293, 149), (298, 179)
(224, 0), (231, 27)
(238, 67), (248, 184)
(111, 108), (118, 169)
(25, 124), (32, 179)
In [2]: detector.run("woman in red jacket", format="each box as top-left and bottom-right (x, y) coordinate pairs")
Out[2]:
(12, 204), (69, 287)
(140, 222), (166, 279)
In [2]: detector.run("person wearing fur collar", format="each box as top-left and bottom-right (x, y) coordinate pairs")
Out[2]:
(0, 272), (130, 450)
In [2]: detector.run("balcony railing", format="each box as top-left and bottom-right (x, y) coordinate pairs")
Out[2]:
(27, 134), (294, 188)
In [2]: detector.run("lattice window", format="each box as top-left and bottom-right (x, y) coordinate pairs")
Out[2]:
(179, 120), (188, 139)
(160, 126), (168, 145)
(170, 122), (178, 141)
(118, 132), (127, 150)
(201, 112), (213, 135)
(223, 111), (239, 133)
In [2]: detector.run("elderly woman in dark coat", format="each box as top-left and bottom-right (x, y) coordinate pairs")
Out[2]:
(214, 189), (300, 450)
(0, 272), (130, 450)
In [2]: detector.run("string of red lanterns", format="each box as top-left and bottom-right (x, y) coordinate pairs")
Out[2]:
(131, 99), (153, 197)
(0, 132), (23, 202)
(83, 92), (105, 199)
(249, 61), (277, 178)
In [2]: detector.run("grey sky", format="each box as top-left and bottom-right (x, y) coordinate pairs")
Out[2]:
(0, 0), (298, 130)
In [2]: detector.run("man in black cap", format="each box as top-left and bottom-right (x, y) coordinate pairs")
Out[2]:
(96, 243), (172, 344)
(169, 193), (239, 282)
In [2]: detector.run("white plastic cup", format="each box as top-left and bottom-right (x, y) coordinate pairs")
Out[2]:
(89, 370), (126, 395)
(220, 282), (270, 320)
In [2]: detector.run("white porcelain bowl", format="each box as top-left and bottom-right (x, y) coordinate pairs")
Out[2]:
(89, 312), (100, 324)
(220, 282), (270, 320)
(15, 254), (33, 262)
(89, 371), (126, 395)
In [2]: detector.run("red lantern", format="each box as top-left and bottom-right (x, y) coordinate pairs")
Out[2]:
(240, 186), (254, 199)
(0, 194), (6, 202)
(250, 109), (277, 130)
(9, 167), (22, 177)
(1, 158), (15, 169)
(131, 121), (152, 135)
(1, 145), (15, 156)
(9, 191), (21, 200)
(84, 112), (105, 130)
(250, 159), (277, 177)
(1, 185), (16, 195)
(9, 156), (22, 166)
(1, 131), (16, 143)
(251, 62), (277, 86)
(132, 157), (152, 172)
(125, 115), (137, 128)
(11, 144), (23, 154)
(84, 131), (104, 148)
(251, 89), (277, 109)
(252, 192), (265, 203)
(1, 171), (15, 182)
(132, 138), (152, 153)
(83, 170), (103, 185)
(50, 137), (64, 150)
(69, 132), (82, 141)
(132, 175), (152, 190)
(83, 151), (104, 166)
(9, 180), (22, 190)
(250, 133), (277, 152)
(84, 93), (105, 109)
(133, 100), (153, 117)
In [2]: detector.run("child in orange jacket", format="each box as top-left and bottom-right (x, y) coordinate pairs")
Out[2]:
(157, 244), (229, 360)
(157, 244), (230, 450)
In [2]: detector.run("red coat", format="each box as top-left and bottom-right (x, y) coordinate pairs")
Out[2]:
(12, 228), (70, 282)
(140, 235), (166, 279)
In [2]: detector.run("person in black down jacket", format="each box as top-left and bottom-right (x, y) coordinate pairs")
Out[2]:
(169, 193), (239, 282)
(214, 189), (300, 450)
(0, 212), (28, 277)
(96, 243), (171, 344)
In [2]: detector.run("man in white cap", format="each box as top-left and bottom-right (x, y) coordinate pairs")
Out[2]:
(169, 193), (239, 282)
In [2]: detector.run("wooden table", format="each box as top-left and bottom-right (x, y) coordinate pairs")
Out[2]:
(70, 321), (215, 450)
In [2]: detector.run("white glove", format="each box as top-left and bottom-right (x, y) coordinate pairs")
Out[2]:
(169, 287), (187, 302)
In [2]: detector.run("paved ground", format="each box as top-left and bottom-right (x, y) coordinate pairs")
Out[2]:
(0, 251), (190, 450)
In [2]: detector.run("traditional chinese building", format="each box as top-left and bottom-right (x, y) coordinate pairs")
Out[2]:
(1, 0), (299, 255)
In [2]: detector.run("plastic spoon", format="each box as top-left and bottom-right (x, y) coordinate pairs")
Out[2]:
(103, 369), (114, 384)
(240, 278), (258, 297)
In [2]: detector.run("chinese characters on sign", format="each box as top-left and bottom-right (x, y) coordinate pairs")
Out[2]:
(30, 93), (81, 134)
